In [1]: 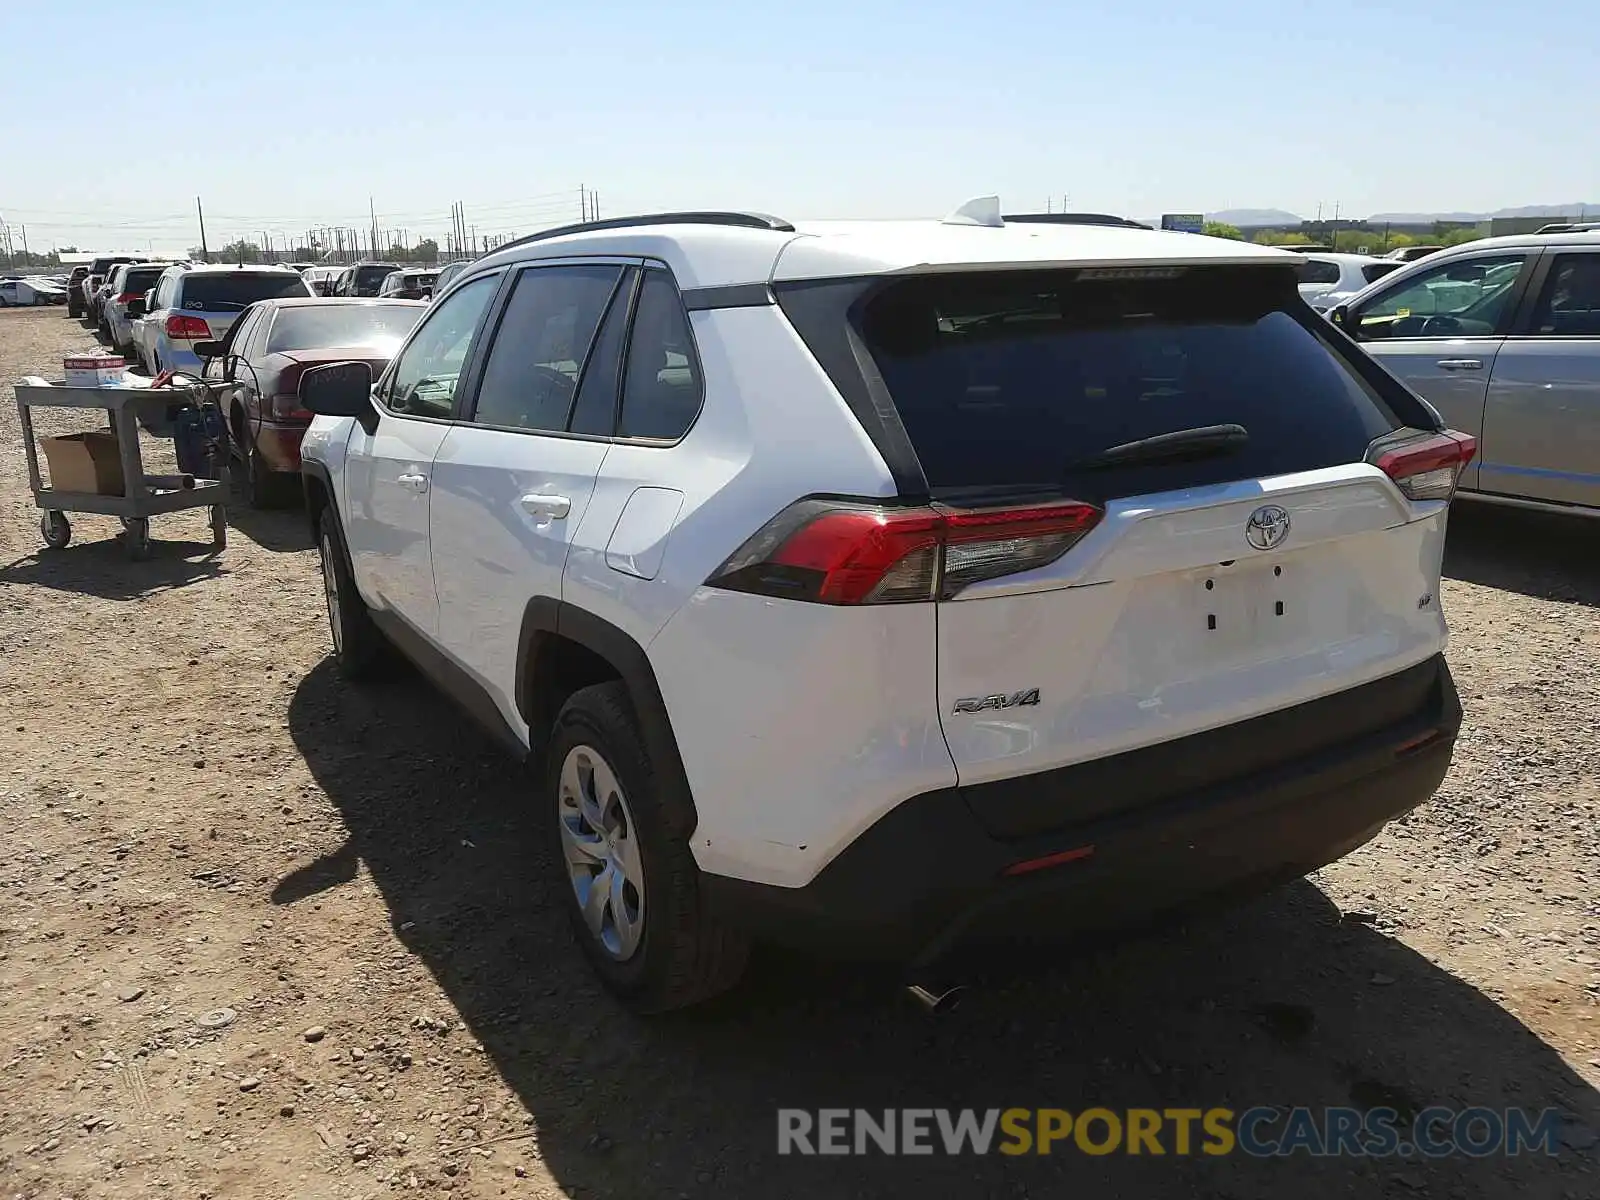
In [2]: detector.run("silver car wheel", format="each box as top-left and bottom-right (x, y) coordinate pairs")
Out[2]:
(558, 745), (645, 961)
(320, 531), (344, 656)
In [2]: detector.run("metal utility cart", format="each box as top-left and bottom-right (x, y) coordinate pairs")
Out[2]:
(15, 377), (229, 560)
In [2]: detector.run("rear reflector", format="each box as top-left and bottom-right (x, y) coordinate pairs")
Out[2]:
(1369, 429), (1477, 501)
(1002, 845), (1096, 876)
(706, 498), (1101, 605)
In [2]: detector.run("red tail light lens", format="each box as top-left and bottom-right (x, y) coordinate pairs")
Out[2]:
(164, 314), (211, 340)
(1370, 429), (1477, 501)
(115, 292), (142, 305)
(706, 498), (1102, 605)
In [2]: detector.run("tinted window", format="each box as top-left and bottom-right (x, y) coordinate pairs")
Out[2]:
(1361, 261), (1402, 284)
(618, 270), (701, 440)
(265, 303), (425, 353)
(383, 274), (499, 418)
(354, 265), (399, 293)
(1354, 253), (1527, 340)
(1531, 255), (1600, 337)
(568, 268), (637, 436)
(1297, 259), (1342, 285)
(472, 264), (622, 432)
(180, 272), (310, 311)
(857, 266), (1403, 502)
(123, 266), (166, 293)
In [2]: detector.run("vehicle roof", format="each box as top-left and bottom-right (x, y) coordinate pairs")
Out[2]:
(1299, 252), (1393, 265)
(468, 215), (1295, 291)
(248, 297), (428, 309)
(175, 262), (303, 275)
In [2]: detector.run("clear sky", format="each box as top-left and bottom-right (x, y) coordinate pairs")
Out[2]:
(4, 0), (1596, 254)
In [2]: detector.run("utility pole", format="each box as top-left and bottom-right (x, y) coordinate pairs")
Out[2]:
(369, 196), (378, 261)
(581, 184), (588, 222)
(196, 196), (210, 263)
(20, 224), (28, 259)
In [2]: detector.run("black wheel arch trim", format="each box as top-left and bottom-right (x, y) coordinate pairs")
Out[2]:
(301, 459), (334, 537)
(517, 598), (699, 833)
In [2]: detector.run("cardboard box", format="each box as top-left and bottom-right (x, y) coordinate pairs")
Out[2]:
(63, 353), (126, 388)
(41, 430), (126, 496)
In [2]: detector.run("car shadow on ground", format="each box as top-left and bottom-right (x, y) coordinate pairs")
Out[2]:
(1445, 504), (1600, 607)
(281, 661), (1600, 1199)
(0, 538), (224, 600)
(223, 497), (314, 553)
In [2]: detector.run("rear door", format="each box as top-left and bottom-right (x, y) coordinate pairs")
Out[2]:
(1346, 249), (1536, 491)
(851, 266), (1453, 822)
(429, 259), (629, 715)
(1478, 249), (1600, 506)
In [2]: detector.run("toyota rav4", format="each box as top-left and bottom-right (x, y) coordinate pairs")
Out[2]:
(297, 203), (1471, 1012)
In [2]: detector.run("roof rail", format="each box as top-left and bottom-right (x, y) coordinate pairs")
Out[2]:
(490, 211), (795, 255)
(1002, 212), (1151, 230)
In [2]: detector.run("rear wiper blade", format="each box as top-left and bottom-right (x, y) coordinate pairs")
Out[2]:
(1075, 423), (1249, 470)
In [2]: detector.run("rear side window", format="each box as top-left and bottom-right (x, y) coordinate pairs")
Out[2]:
(1362, 261), (1402, 284)
(850, 267), (1406, 503)
(618, 269), (702, 440)
(1531, 254), (1600, 336)
(181, 273), (310, 311)
(471, 263), (623, 432)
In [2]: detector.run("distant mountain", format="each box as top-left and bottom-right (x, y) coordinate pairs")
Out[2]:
(1207, 208), (1302, 227)
(1369, 203), (1599, 223)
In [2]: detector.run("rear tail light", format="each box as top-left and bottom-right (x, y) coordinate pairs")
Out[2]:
(1369, 429), (1478, 501)
(115, 292), (142, 305)
(267, 364), (312, 420)
(164, 314), (211, 340)
(705, 498), (1102, 605)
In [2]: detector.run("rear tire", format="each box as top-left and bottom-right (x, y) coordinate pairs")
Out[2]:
(318, 509), (388, 680)
(546, 682), (749, 1013)
(242, 433), (293, 508)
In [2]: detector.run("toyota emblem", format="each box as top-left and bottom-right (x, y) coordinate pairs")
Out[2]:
(1244, 504), (1291, 551)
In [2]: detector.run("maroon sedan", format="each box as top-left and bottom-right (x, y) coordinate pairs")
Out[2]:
(198, 298), (426, 506)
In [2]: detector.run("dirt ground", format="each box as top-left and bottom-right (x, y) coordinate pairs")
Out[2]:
(0, 303), (1597, 1199)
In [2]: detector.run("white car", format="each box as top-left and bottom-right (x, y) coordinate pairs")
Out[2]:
(1296, 252), (1403, 311)
(298, 203), (1470, 1012)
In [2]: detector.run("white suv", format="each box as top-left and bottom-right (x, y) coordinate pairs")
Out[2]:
(298, 204), (1471, 1012)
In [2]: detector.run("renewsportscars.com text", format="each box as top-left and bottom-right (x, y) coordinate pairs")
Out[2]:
(777, 1106), (1564, 1158)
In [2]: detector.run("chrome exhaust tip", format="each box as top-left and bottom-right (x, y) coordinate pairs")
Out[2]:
(906, 982), (966, 1014)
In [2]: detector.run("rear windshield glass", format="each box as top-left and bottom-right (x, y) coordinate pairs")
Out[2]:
(266, 303), (425, 353)
(1362, 261), (1403, 284)
(123, 267), (165, 292)
(180, 273), (309, 311)
(856, 267), (1405, 502)
(355, 265), (399, 290)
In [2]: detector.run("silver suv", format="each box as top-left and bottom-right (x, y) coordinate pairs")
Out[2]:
(1331, 231), (1600, 516)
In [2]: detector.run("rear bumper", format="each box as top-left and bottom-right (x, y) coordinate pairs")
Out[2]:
(702, 653), (1461, 970)
(253, 422), (308, 473)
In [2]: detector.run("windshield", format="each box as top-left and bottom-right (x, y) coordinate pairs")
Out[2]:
(852, 266), (1406, 503)
(180, 273), (311, 311)
(265, 303), (425, 354)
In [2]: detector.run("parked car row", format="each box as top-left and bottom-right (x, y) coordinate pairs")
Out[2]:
(0, 274), (69, 305)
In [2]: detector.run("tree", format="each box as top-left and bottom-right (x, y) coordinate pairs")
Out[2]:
(1441, 227), (1484, 247)
(1203, 221), (1244, 240)
(219, 240), (262, 263)
(415, 238), (439, 264)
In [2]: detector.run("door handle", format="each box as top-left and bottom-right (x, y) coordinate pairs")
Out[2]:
(519, 493), (572, 519)
(396, 472), (430, 493)
(1436, 359), (1483, 371)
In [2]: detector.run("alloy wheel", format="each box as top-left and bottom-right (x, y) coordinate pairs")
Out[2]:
(557, 745), (646, 961)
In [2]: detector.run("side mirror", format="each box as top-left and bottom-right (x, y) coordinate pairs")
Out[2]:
(126, 299), (146, 318)
(300, 361), (378, 434)
(192, 340), (223, 360)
